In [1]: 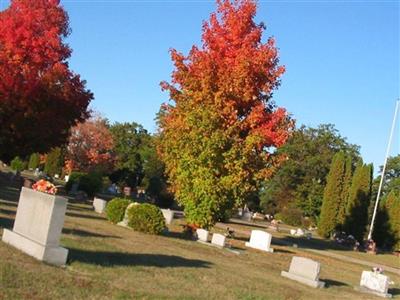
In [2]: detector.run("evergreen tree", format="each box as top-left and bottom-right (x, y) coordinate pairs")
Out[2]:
(344, 162), (372, 241)
(44, 147), (63, 177)
(28, 153), (40, 170)
(337, 155), (353, 226)
(318, 152), (346, 238)
(375, 191), (400, 250)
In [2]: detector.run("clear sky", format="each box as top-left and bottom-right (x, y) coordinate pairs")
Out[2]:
(1, 0), (399, 170)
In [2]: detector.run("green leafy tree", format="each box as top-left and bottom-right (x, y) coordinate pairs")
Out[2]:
(260, 124), (360, 219)
(10, 156), (26, 172)
(157, 0), (292, 228)
(318, 152), (346, 238)
(337, 155), (353, 226)
(44, 147), (64, 177)
(110, 122), (149, 188)
(344, 162), (372, 241)
(28, 153), (40, 170)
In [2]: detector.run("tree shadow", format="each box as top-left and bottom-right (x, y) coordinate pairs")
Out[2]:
(162, 230), (194, 241)
(67, 204), (93, 212)
(226, 220), (268, 230)
(68, 248), (212, 268)
(62, 228), (121, 239)
(273, 248), (294, 254)
(322, 279), (348, 287)
(0, 216), (14, 230)
(273, 235), (351, 252)
(65, 212), (106, 221)
(0, 208), (16, 217)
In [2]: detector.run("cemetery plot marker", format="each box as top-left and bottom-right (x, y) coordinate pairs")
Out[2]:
(281, 256), (325, 288)
(2, 187), (68, 266)
(245, 230), (274, 253)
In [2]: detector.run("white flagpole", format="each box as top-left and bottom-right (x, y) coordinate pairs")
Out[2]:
(367, 99), (400, 241)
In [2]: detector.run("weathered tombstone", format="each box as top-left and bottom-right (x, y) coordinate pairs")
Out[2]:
(358, 271), (392, 298)
(281, 256), (325, 288)
(295, 228), (305, 237)
(245, 230), (274, 253)
(2, 187), (68, 266)
(196, 228), (209, 243)
(160, 209), (174, 225)
(211, 233), (226, 248)
(117, 202), (139, 228)
(290, 229), (297, 236)
(64, 175), (69, 182)
(93, 197), (107, 214)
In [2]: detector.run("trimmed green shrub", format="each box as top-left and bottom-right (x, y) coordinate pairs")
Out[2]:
(106, 198), (131, 224)
(28, 153), (40, 170)
(10, 156), (26, 172)
(275, 207), (303, 227)
(65, 172), (103, 197)
(127, 203), (166, 234)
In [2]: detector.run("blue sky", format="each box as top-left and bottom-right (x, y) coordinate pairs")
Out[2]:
(1, 0), (399, 170)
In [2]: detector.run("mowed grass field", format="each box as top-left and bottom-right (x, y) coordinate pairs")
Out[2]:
(0, 183), (399, 299)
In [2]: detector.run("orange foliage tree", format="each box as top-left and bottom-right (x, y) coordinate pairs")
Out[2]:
(158, 0), (293, 228)
(65, 118), (115, 174)
(0, 0), (93, 162)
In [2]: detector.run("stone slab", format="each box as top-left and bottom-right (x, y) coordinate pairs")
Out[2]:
(288, 256), (321, 281)
(1, 187), (68, 266)
(355, 286), (392, 298)
(245, 230), (274, 253)
(93, 197), (107, 214)
(211, 233), (226, 248)
(160, 209), (174, 225)
(196, 229), (209, 242)
(281, 271), (325, 288)
(360, 271), (391, 295)
(2, 229), (68, 266)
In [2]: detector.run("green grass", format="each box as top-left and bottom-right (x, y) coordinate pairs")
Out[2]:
(0, 177), (399, 299)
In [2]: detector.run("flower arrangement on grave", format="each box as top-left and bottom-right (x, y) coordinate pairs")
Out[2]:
(32, 179), (57, 195)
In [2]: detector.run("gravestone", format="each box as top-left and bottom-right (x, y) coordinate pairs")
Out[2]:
(358, 271), (392, 298)
(160, 209), (174, 225)
(2, 187), (68, 266)
(117, 202), (139, 227)
(245, 230), (274, 253)
(93, 197), (107, 214)
(196, 228), (209, 243)
(211, 233), (226, 248)
(281, 256), (325, 288)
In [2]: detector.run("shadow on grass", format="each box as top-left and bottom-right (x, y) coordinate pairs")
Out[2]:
(67, 204), (94, 212)
(273, 248), (294, 254)
(322, 279), (348, 287)
(0, 208), (16, 217)
(273, 235), (351, 252)
(0, 216), (14, 229)
(66, 212), (106, 221)
(389, 288), (400, 296)
(68, 248), (212, 268)
(162, 230), (194, 241)
(226, 220), (268, 230)
(62, 228), (121, 239)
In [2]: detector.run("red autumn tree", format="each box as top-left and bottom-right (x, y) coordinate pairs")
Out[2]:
(0, 0), (93, 162)
(65, 117), (115, 174)
(158, 0), (293, 228)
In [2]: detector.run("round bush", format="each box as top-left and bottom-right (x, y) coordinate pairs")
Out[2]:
(127, 203), (166, 234)
(106, 198), (131, 224)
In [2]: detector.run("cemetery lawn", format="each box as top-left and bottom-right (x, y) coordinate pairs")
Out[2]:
(0, 185), (399, 299)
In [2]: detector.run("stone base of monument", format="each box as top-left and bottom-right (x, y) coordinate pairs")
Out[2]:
(355, 286), (392, 298)
(281, 256), (325, 288)
(2, 229), (68, 266)
(1, 187), (69, 266)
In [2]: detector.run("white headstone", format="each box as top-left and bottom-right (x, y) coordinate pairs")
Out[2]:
(196, 229), (209, 242)
(93, 197), (107, 214)
(117, 202), (138, 227)
(2, 187), (68, 266)
(295, 228), (305, 237)
(211, 233), (226, 248)
(359, 271), (392, 298)
(161, 209), (174, 225)
(245, 230), (274, 252)
(281, 256), (325, 288)
(290, 229), (297, 236)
